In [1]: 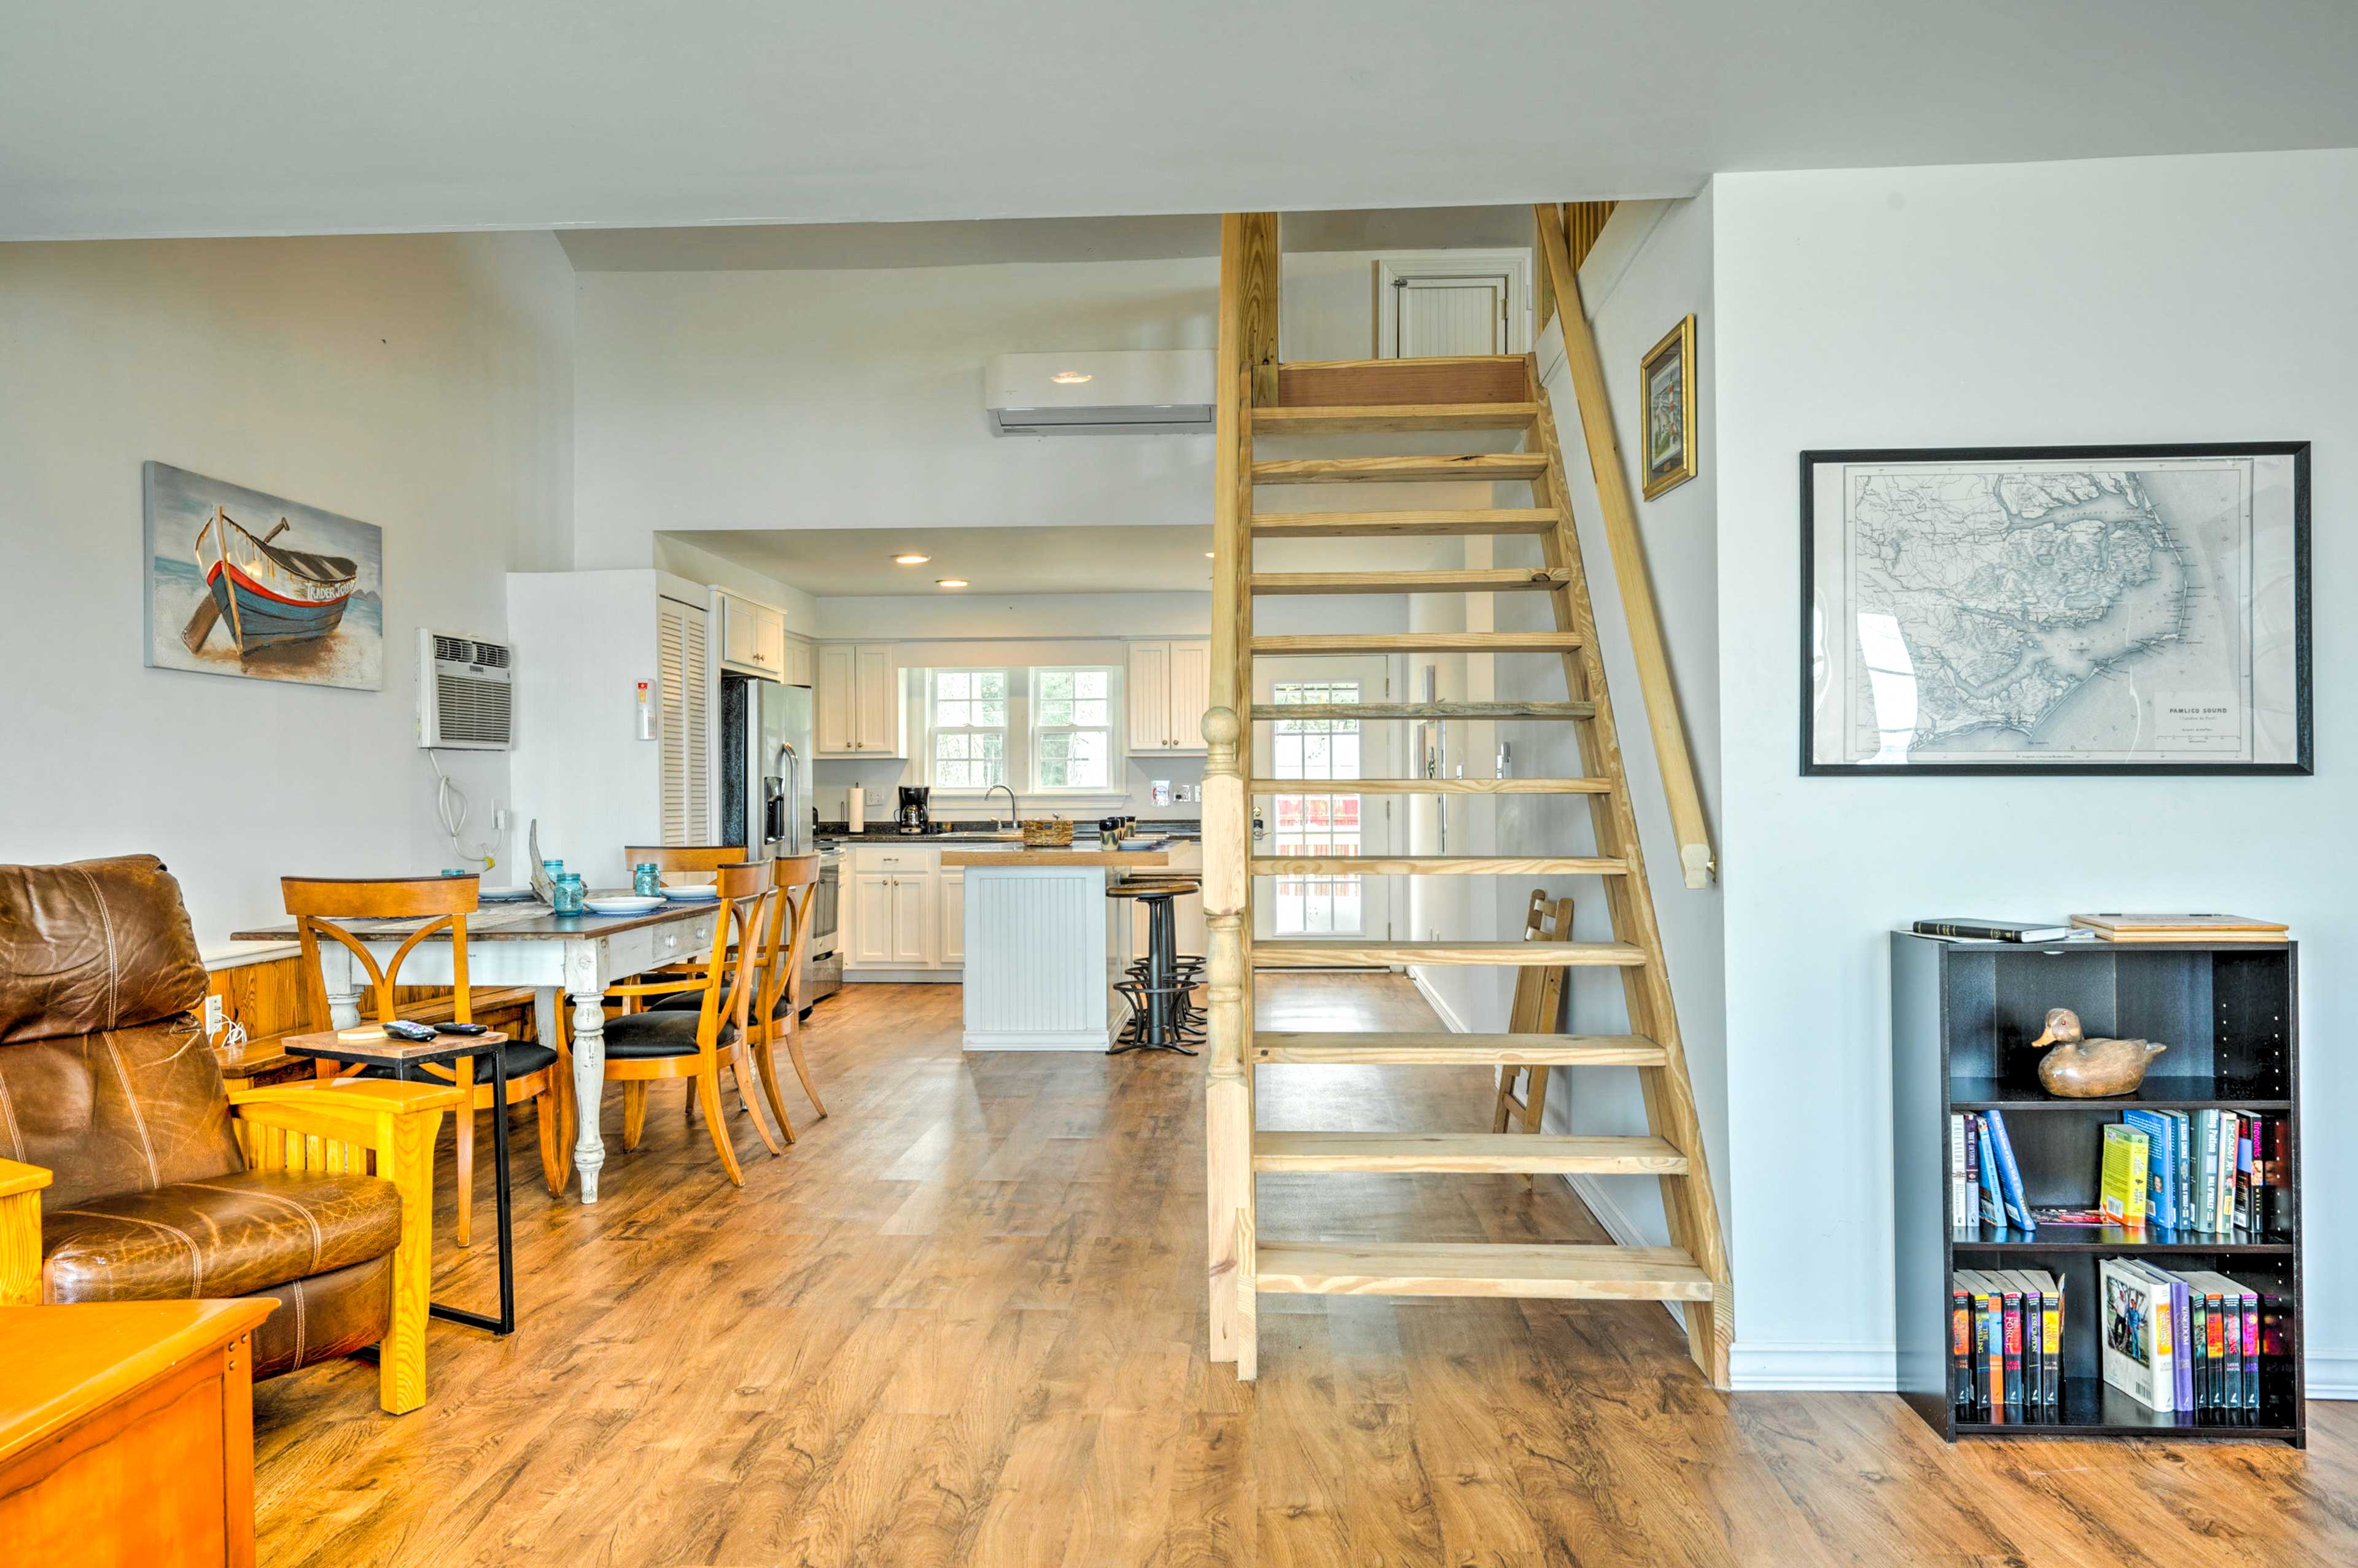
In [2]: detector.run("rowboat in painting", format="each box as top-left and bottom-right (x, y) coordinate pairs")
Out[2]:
(188, 506), (358, 654)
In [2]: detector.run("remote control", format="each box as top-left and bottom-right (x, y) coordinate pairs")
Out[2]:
(438, 1021), (489, 1036)
(381, 1020), (438, 1042)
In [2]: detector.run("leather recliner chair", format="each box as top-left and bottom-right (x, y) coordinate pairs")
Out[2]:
(0, 855), (453, 1414)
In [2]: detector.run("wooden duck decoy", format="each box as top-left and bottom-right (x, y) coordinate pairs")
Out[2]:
(2029, 1008), (2168, 1097)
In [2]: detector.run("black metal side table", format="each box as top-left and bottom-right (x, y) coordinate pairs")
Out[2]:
(283, 1027), (517, 1336)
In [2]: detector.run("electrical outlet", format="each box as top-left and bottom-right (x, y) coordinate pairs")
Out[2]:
(203, 994), (224, 1038)
(493, 805), (509, 833)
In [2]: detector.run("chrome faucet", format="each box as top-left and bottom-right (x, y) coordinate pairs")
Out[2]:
(984, 783), (1018, 830)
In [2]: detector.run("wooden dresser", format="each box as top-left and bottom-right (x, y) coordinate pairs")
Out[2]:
(0, 1299), (277, 1566)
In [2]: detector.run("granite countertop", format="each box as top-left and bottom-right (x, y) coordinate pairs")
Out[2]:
(938, 839), (1174, 868)
(818, 819), (1200, 845)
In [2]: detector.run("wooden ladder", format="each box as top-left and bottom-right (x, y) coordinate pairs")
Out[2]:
(1202, 213), (1732, 1386)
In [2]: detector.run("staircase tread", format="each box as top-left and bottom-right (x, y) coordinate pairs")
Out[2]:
(1251, 508), (1560, 537)
(1255, 939), (1647, 966)
(1251, 855), (1627, 876)
(1251, 632), (1581, 654)
(1251, 402), (1541, 434)
(1250, 567), (1571, 594)
(1248, 776), (1611, 794)
(1248, 701), (1593, 721)
(1253, 1031), (1667, 1065)
(1255, 1240), (1714, 1300)
(1253, 1131), (1687, 1173)
(1253, 452), (1549, 484)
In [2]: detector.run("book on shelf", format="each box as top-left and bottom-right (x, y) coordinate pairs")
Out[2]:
(2099, 1257), (2174, 1411)
(2069, 912), (2289, 944)
(1913, 917), (2082, 943)
(2027, 1205), (2116, 1227)
(2100, 1125), (2149, 1225)
(1953, 1268), (2061, 1416)
(1982, 1109), (2036, 1231)
(2121, 1108), (2178, 1229)
(1977, 1116), (2006, 1228)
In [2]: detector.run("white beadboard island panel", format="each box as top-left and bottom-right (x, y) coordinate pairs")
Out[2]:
(960, 864), (1117, 1050)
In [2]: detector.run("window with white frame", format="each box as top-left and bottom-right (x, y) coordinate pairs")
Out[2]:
(928, 669), (1008, 788)
(1030, 667), (1115, 791)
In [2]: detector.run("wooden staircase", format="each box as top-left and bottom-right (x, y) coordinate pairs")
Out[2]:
(1200, 211), (1732, 1386)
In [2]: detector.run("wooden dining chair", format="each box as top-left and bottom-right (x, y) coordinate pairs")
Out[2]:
(284, 875), (568, 1247)
(597, 861), (780, 1185)
(742, 853), (827, 1143)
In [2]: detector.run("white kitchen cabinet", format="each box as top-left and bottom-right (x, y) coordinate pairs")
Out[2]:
(717, 591), (788, 679)
(849, 871), (897, 966)
(890, 874), (933, 965)
(782, 635), (814, 688)
(939, 868), (965, 965)
(815, 643), (904, 756)
(1127, 639), (1210, 753)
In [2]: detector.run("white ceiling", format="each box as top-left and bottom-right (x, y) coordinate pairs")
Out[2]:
(7, 2), (2357, 241)
(666, 525), (1215, 598)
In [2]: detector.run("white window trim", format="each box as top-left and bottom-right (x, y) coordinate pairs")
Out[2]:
(1027, 665), (1120, 797)
(925, 668), (1011, 793)
(915, 665), (1134, 815)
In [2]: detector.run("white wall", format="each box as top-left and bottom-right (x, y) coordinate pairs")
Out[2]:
(0, 232), (575, 947)
(1712, 149), (2358, 1391)
(1464, 196), (1730, 1263)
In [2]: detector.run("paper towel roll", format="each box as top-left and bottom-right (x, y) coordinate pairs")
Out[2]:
(847, 784), (865, 834)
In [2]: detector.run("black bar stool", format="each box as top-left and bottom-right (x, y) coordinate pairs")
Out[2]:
(1108, 878), (1200, 1055)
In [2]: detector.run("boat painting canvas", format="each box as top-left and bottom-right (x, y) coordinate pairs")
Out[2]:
(143, 462), (383, 690)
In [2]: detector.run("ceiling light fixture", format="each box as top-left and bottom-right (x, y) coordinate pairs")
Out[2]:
(936, 577), (969, 589)
(892, 553), (930, 565)
(1204, 551), (1215, 559)
(1049, 370), (1092, 384)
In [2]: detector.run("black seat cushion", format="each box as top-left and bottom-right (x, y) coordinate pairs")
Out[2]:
(650, 988), (790, 1023)
(354, 1042), (558, 1082)
(601, 1009), (730, 1060)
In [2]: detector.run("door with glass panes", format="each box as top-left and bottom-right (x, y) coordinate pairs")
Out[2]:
(1251, 656), (1395, 943)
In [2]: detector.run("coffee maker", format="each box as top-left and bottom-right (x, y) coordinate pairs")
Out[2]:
(896, 785), (933, 835)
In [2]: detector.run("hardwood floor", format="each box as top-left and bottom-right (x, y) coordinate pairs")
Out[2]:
(251, 976), (2358, 1567)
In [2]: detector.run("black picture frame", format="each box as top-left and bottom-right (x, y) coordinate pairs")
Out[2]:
(1799, 442), (2310, 777)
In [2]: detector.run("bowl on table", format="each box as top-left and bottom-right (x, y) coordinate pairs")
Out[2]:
(582, 893), (665, 916)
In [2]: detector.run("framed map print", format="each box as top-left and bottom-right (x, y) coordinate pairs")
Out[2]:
(1802, 443), (2309, 775)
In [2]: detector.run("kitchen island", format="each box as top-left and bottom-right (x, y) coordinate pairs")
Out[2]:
(940, 841), (1172, 1050)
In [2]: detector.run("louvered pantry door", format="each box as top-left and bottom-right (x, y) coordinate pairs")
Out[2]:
(657, 599), (711, 844)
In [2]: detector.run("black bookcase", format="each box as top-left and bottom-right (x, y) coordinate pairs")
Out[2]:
(1891, 933), (2303, 1445)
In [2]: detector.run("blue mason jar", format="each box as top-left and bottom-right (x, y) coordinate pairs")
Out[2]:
(634, 861), (662, 898)
(553, 871), (585, 916)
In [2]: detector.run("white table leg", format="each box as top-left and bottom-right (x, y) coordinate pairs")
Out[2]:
(566, 942), (609, 1203)
(322, 947), (364, 1031)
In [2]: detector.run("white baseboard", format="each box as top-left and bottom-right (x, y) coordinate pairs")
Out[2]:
(2308, 1352), (2358, 1399)
(1727, 1343), (1899, 1391)
(1407, 966), (1473, 1035)
(962, 1029), (1110, 1052)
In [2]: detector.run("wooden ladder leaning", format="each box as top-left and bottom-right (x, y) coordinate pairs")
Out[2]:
(1201, 212), (1732, 1386)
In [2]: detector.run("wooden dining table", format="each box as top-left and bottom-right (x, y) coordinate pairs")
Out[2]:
(230, 900), (721, 1203)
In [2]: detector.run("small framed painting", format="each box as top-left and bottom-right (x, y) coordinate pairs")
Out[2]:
(1801, 442), (2311, 775)
(1640, 314), (1697, 500)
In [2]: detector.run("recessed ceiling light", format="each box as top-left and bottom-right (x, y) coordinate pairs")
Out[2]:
(936, 578), (969, 589)
(1204, 551), (1215, 559)
(893, 552), (930, 565)
(1049, 370), (1092, 385)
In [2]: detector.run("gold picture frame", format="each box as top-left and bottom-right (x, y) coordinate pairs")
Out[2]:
(1640, 314), (1697, 500)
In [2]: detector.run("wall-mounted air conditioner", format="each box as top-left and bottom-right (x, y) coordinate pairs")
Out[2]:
(418, 629), (515, 751)
(985, 349), (1214, 436)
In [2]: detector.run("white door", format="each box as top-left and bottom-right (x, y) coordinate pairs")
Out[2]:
(1167, 640), (1210, 754)
(657, 599), (710, 845)
(1128, 641), (1171, 750)
(939, 869), (965, 965)
(891, 874), (933, 966)
(1251, 656), (1395, 942)
(1394, 275), (1510, 356)
(850, 871), (895, 965)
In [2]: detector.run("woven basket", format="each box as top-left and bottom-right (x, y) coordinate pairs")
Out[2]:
(1020, 818), (1074, 847)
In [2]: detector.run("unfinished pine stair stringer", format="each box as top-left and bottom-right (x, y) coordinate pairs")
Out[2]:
(1200, 210), (1732, 1388)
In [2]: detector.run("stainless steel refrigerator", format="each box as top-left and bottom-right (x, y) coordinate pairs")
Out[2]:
(722, 673), (812, 856)
(720, 673), (840, 1006)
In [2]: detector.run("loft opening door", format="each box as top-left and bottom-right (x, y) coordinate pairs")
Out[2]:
(1377, 251), (1531, 359)
(1252, 656), (1395, 945)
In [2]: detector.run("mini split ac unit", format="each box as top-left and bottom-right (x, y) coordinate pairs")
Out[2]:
(418, 629), (515, 751)
(985, 349), (1215, 436)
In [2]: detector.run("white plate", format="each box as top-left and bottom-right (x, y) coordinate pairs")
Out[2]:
(479, 884), (537, 902)
(583, 895), (664, 915)
(661, 885), (721, 902)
